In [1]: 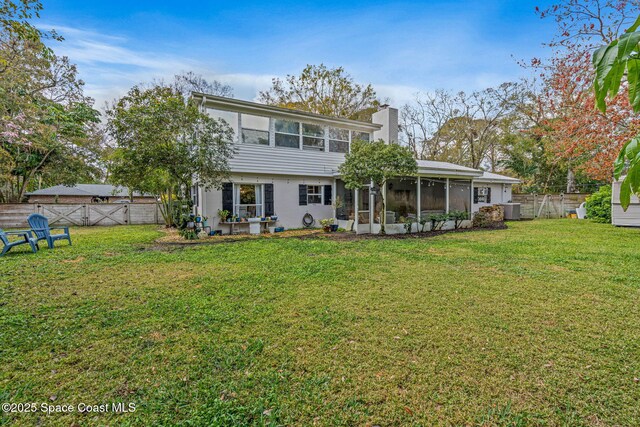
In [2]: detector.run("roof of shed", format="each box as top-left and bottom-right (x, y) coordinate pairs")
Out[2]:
(26, 184), (150, 197)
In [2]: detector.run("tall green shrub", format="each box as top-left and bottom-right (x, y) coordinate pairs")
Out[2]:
(585, 186), (612, 223)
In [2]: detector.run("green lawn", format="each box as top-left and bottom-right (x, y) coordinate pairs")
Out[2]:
(1, 220), (639, 426)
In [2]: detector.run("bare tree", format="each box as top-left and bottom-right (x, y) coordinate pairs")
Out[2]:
(400, 82), (530, 170)
(399, 90), (457, 160)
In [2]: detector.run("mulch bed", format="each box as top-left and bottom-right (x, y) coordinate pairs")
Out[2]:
(154, 222), (508, 247)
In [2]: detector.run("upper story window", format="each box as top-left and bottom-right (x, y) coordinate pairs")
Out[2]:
(208, 109), (239, 142)
(352, 131), (370, 143)
(241, 114), (269, 145)
(275, 119), (300, 148)
(302, 123), (325, 151)
(329, 127), (349, 153)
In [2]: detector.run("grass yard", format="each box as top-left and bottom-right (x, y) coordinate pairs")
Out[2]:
(1, 220), (640, 426)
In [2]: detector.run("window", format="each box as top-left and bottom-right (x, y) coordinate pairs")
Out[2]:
(329, 127), (349, 153)
(275, 119), (300, 148)
(474, 187), (491, 203)
(234, 184), (263, 218)
(302, 123), (325, 151)
(241, 114), (269, 145)
(307, 185), (322, 204)
(208, 109), (239, 141)
(352, 131), (370, 142)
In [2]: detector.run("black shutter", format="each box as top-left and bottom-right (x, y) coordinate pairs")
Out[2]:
(473, 187), (479, 204)
(264, 184), (274, 216)
(222, 183), (233, 212)
(487, 187), (491, 204)
(324, 185), (332, 205)
(299, 185), (307, 206)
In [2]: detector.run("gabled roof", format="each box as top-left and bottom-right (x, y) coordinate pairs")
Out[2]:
(26, 184), (149, 197)
(475, 171), (521, 184)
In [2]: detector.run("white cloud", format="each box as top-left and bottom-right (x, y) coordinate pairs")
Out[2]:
(45, 24), (275, 110)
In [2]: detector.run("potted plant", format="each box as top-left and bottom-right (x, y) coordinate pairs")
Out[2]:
(202, 216), (209, 227)
(217, 209), (230, 223)
(320, 218), (334, 233)
(271, 214), (278, 221)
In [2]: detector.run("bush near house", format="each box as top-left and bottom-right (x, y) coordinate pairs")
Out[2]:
(586, 185), (612, 223)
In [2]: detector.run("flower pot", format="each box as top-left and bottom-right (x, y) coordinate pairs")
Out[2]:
(271, 216), (278, 221)
(195, 216), (202, 223)
(330, 224), (339, 232)
(186, 221), (194, 228)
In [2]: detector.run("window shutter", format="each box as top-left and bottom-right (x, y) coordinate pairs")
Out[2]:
(324, 185), (332, 205)
(487, 187), (491, 204)
(299, 185), (307, 206)
(222, 183), (233, 212)
(473, 187), (479, 204)
(264, 184), (274, 216)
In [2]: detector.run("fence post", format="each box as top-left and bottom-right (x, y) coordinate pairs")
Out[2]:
(533, 194), (537, 219)
(560, 193), (565, 218)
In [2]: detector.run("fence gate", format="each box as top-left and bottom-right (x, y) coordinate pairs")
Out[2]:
(39, 204), (85, 226)
(86, 204), (128, 226)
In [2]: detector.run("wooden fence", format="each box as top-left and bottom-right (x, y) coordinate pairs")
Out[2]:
(0, 203), (162, 228)
(511, 193), (589, 219)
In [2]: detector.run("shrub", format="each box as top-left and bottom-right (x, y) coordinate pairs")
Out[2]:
(401, 216), (415, 234)
(428, 213), (449, 231)
(585, 185), (612, 223)
(448, 210), (469, 229)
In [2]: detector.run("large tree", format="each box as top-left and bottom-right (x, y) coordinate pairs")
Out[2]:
(106, 85), (234, 227)
(593, 13), (640, 208)
(0, 0), (102, 202)
(259, 64), (381, 121)
(400, 83), (527, 170)
(531, 0), (640, 191)
(338, 139), (417, 234)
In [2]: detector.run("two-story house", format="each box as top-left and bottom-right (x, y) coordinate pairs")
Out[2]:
(191, 93), (519, 234)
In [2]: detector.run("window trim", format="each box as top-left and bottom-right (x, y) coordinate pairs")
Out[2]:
(475, 186), (491, 204)
(329, 127), (350, 153)
(234, 183), (264, 218)
(306, 185), (323, 205)
(274, 119), (301, 149)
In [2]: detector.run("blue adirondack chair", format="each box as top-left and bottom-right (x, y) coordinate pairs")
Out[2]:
(0, 229), (39, 256)
(27, 213), (72, 249)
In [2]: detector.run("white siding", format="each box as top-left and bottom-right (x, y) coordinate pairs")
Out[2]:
(612, 178), (640, 226)
(472, 183), (512, 212)
(229, 144), (346, 177)
(201, 174), (334, 232)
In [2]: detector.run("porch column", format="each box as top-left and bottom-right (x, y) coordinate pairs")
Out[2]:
(416, 177), (421, 221)
(470, 179), (474, 216)
(369, 180), (374, 227)
(332, 178), (337, 219)
(445, 178), (450, 214)
(354, 188), (359, 229)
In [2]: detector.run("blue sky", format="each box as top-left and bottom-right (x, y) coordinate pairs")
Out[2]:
(41, 0), (556, 109)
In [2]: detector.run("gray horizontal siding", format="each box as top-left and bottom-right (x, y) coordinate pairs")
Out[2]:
(229, 143), (345, 177)
(612, 204), (640, 226)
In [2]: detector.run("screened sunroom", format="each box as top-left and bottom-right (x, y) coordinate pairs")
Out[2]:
(333, 160), (482, 234)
